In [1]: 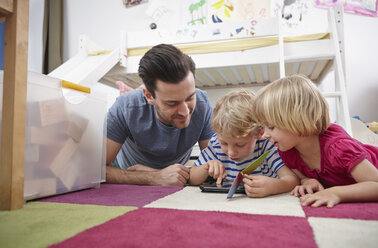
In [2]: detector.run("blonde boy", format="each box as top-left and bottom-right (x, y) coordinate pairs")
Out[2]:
(189, 89), (298, 197)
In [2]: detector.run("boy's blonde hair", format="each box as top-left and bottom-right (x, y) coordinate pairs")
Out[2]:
(254, 74), (330, 136)
(212, 88), (262, 138)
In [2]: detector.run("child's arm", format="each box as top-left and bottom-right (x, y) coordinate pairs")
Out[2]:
(242, 165), (299, 197)
(291, 169), (325, 196)
(189, 160), (227, 185)
(300, 159), (378, 208)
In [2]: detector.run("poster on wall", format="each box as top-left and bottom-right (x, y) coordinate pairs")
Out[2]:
(270, 0), (328, 35)
(315, 0), (378, 17)
(123, 0), (149, 8)
(182, 0), (208, 26)
(207, 0), (271, 23)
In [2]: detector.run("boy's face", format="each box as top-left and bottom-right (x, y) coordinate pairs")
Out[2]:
(217, 132), (260, 162)
(143, 72), (196, 129)
(262, 125), (299, 151)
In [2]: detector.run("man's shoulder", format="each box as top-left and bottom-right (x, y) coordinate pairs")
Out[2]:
(115, 89), (146, 107)
(195, 88), (210, 102)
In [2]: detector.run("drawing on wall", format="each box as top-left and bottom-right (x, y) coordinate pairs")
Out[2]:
(316, 0), (378, 17)
(270, 0), (327, 35)
(208, 0), (235, 23)
(272, 0), (311, 28)
(234, 0), (270, 20)
(207, 0), (270, 23)
(124, 0), (148, 8)
(146, 0), (170, 24)
(182, 0), (208, 26)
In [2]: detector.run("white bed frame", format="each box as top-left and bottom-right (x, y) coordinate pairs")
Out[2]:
(50, 6), (351, 135)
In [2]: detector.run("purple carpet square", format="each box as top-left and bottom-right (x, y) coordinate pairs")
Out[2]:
(50, 208), (316, 248)
(38, 184), (183, 207)
(303, 202), (378, 220)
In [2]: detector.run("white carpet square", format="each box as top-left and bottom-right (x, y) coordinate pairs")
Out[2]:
(145, 186), (305, 217)
(308, 217), (378, 248)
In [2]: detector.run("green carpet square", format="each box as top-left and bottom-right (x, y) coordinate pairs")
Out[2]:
(0, 201), (136, 248)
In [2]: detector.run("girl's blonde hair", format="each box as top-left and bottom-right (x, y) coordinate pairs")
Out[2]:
(254, 74), (330, 136)
(212, 88), (262, 138)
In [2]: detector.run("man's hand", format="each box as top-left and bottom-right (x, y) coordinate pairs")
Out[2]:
(203, 160), (227, 184)
(291, 178), (324, 197)
(154, 164), (190, 186)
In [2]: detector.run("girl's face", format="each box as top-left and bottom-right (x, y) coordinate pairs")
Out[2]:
(262, 125), (300, 151)
(218, 132), (260, 162)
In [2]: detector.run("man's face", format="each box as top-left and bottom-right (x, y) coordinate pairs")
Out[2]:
(144, 72), (196, 129)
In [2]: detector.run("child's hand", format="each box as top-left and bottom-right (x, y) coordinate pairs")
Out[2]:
(203, 160), (227, 184)
(291, 178), (324, 197)
(242, 175), (275, 198)
(299, 188), (341, 208)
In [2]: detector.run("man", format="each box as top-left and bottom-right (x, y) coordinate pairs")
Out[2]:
(106, 44), (214, 186)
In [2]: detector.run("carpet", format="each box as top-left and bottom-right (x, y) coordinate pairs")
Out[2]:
(1, 184), (377, 248)
(0, 201), (135, 248)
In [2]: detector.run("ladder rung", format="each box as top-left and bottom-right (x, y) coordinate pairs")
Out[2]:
(323, 91), (341, 97)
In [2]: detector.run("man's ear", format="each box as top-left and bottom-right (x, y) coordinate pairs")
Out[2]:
(143, 88), (154, 105)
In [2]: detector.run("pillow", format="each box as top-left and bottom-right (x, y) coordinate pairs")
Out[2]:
(115, 81), (145, 95)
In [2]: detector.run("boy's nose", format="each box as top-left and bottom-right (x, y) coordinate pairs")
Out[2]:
(228, 147), (237, 157)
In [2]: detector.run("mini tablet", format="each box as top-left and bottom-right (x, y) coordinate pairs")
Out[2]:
(199, 179), (245, 194)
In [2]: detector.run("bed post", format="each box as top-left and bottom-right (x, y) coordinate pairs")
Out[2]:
(328, 6), (352, 135)
(333, 6), (346, 80)
(0, 0), (29, 210)
(277, 15), (285, 78)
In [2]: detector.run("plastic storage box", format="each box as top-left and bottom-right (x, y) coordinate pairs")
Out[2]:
(0, 71), (107, 200)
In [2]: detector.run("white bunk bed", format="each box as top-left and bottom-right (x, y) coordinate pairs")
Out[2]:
(119, 6), (351, 134)
(50, 6), (351, 135)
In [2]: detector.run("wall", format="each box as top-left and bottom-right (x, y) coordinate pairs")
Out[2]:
(28, 0), (44, 73)
(27, 0), (378, 122)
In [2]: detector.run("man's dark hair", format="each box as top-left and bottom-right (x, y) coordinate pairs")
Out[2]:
(138, 44), (196, 98)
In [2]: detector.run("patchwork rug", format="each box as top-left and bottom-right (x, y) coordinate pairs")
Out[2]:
(1, 184), (377, 248)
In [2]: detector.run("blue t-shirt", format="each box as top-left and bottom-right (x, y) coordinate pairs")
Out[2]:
(107, 88), (214, 170)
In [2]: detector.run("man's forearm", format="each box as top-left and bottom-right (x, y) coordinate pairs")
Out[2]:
(106, 165), (157, 185)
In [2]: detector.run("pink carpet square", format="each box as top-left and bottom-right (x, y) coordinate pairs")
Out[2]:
(38, 184), (183, 207)
(303, 202), (378, 220)
(50, 208), (317, 248)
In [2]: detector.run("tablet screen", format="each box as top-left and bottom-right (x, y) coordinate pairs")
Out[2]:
(199, 179), (245, 194)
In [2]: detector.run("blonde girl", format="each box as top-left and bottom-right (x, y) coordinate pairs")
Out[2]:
(254, 74), (378, 208)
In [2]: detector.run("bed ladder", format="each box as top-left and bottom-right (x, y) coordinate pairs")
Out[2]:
(324, 6), (352, 135)
(278, 6), (352, 135)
